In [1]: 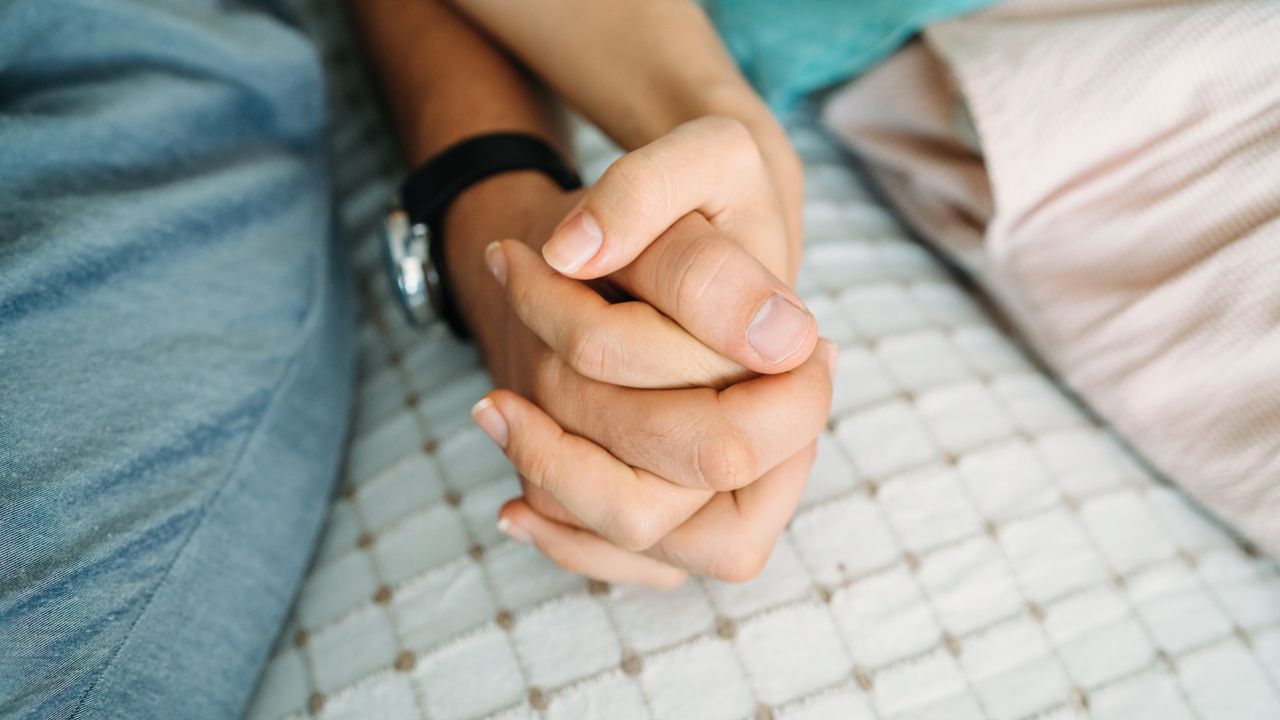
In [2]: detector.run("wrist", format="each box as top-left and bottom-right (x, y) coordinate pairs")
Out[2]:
(444, 170), (565, 255)
(442, 171), (570, 364)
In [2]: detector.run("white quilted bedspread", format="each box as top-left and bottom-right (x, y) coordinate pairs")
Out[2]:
(246, 2), (1280, 718)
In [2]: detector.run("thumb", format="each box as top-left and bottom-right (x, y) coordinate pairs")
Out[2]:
(540, 116), (778, 279)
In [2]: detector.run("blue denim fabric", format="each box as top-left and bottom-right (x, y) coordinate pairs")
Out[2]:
(0, 1), (355, 717)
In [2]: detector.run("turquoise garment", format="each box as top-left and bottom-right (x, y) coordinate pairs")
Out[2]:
(709, 0), (997, 111)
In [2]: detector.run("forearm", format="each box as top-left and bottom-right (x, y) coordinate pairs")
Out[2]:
(443, 0), (744, 146)
(344, 0), (565, 163)
(444, 0), (803, 264)
(344, 0), (566, 362)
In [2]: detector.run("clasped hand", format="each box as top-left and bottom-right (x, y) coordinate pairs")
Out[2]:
(466, 118), (834, 586)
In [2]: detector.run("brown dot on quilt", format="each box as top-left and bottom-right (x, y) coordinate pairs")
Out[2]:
(1026, 601), (1046, 622)
(943, 633), (961, 657)
(293, 628), (309, 648)
(356, 532), (374, 549)
(1072, 687), (1090, 712)
(587, 579), (609, 596)
(814, 584), (832, 604)
(444, 489), (462, 507)
(373, 584), (392, 604)
(528, 687), (549, 710)
(854, 667), (874, 692)
(1235, 626), (1255, 648)
(495, 609), (514, 630)
(620, 652), (643, 676)
(468, 544), (485, 562)
(307, 691), (325, 715)
(422, 438), (438, 454)
(714, 616), (737, 640)
(984, 521), (999, 540)
(404, 393), (419, 409)
(394, 649), (416, 672)
(903, 551), (920, 573)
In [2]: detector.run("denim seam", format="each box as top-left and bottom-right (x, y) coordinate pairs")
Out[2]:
(66, 240), (331, 719)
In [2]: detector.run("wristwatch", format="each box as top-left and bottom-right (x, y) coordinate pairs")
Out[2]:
(380, 132), (583, 338)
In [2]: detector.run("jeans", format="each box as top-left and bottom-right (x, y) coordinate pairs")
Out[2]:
(0, 1), (355, 717)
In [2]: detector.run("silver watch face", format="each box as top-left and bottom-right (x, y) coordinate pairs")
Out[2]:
(380, 206), (437, 327)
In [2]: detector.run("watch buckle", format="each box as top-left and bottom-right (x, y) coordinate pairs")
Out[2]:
(380, 206), (438, 327)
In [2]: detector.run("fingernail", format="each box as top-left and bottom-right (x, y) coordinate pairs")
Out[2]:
(484, 241), (507, 286)
(497, 516), (533, 544)
(471, 397), (508, 449)
(542, 210), (603, 274)
(747, 294), (812, 363)
(825, 342), (840, 376)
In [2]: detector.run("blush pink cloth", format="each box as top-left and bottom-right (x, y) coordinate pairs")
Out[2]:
(824, 0), (1280, 555)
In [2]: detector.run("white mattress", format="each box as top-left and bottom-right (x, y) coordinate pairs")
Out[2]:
(245, 2), (1280, 718)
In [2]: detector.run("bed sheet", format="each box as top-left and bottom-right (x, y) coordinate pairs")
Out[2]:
(245, 2), (1280, 718)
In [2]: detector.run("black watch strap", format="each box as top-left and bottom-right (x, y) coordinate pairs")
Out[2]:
(398, 133), (583, 338)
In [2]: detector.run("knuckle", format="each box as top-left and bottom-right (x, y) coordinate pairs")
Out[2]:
(607, 507), (665, 553)
(599, 151), (668, 222)
(566, 320), (620, 381)
(695, 423), (757, 491)
(666, 233), (734, 320)
(699, 115), (749, 143)
(700, 115), (758, 169)
(710, 538), (772, 584)
(520, 446), (559, 494)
